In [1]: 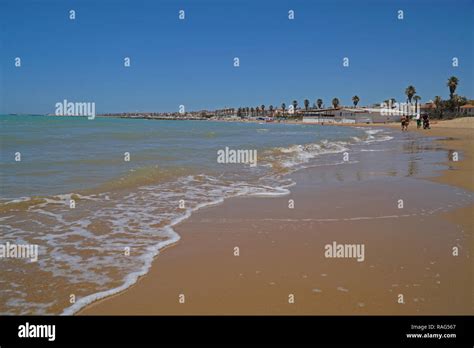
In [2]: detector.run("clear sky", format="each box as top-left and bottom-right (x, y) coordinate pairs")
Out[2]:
(1, 0), (472, 114)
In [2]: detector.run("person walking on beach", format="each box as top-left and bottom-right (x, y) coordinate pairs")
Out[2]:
(401, 115), (409, 131)
(416, 114), (422, 129)
(422, 113), (430, 129)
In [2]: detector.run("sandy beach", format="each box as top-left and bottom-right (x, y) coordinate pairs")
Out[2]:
(78, 118), (473, 315)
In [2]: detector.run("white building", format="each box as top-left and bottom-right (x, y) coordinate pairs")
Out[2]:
(460, 104), (474, 116)
(302, 107), (401, 124)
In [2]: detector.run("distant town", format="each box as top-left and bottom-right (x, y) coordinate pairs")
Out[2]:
(98, 76), (474, 124)
(17, 76), (473, 124)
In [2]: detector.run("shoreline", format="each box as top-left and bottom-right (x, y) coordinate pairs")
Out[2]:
(78, 119), (473, 315)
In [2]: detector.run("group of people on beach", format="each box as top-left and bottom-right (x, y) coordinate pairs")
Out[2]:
(401, 113), (430, 131)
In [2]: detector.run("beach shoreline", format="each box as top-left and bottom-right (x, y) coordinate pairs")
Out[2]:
(78, 118), (473, 315)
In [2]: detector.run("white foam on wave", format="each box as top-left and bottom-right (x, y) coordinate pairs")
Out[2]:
(365, 129), (383, 135)
(59, 175), (294, 315)
(61, 223), (181, 315)
(273, 128), (394, 170)
(364, 135), (394, 143)
(360, 149), (387, 152)
(277, 140), (349, 168)
(363, 128), (394, 143)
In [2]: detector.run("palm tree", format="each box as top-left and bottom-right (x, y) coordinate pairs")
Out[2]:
(317, 99), (323, 109)
(256, 106), (260, 116)
(447, 76), (459, 100)
(405, 85), (416, 103)
(332, 98), (340, 109)
(390, 98), (397, 108)
(292, 100), (298, 115)
(281, 103), (286, 117)
(304, 99), (310, 111)
(261, 105), (265, 117)
(413, 95), (421, 109)
(269, 105), (274, 117)
(352, 95), (360, 107)
(250, 107), (255, 117)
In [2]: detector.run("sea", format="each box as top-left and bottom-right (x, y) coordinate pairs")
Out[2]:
(0, 115), (405, 314)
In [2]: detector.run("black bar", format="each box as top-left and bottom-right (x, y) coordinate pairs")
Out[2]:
(0, 316), (472, 346)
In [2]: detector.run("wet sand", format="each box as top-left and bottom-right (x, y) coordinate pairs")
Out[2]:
(80, 119), (473, 315)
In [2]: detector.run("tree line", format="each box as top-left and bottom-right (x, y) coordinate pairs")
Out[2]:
(234, 76), (469, 118)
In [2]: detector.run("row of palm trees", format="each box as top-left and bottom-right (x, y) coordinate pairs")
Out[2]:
(382, 85), (422, 111)
(235, 96), (361, 118)
(438, 76), (468, 114)
(379, 76), (466, 116)
(403, 76), (467, 117)
(234, 76), (466, 118)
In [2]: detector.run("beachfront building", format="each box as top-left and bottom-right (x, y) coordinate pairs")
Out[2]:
(420, 102), (474, 117)
(420, 102), (436, 115)
(460, 104), (474, 116)
(301, 107), (402, 124)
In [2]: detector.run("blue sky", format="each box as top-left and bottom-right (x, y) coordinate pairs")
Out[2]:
(1, 0), (472, 114)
